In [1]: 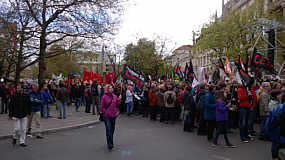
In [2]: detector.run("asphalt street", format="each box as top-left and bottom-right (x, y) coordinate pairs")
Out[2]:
(0, 115), (272, 160)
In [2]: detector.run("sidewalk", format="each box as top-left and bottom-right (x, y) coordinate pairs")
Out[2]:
(0, 104), (100, 140)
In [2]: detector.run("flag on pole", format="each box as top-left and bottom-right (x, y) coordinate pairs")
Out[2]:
(224, 57), (232, 80)
(185, 60), (195, 83)
(251, 48), (276, 75)
(218, 58), (227, 80)
(235, 55), (254, 104)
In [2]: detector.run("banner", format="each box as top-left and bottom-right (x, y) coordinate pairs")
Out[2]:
(122, 65), (145, 88)
(251, 48), (276, 75)
(83, 71), (92, 82)
(104, 72), (109, 84)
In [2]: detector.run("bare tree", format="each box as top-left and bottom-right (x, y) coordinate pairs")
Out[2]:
(2, 0), (124, 85)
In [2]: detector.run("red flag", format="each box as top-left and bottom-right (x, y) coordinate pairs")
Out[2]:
(83, 71), (87, 81)
(110, 72), (114, 84)
(104, 73), (109, 84)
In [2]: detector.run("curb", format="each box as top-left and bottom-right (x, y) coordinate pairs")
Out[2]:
(0, 120), (101, 140)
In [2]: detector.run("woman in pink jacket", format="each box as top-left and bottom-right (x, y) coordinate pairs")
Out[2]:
(100, 84), (121, 151)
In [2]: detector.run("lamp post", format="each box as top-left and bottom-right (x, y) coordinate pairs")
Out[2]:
(102, 45), (107, 74)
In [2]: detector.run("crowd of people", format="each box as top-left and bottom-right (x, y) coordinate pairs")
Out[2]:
(1, 78), (285, 159)
(117, 79), (285, 159)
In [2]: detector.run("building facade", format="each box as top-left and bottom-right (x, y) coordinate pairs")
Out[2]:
(165, 45), (193, 69)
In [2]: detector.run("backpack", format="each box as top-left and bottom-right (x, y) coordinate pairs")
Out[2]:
(167, 93), (174, 104)
(91, 84), (98, 96)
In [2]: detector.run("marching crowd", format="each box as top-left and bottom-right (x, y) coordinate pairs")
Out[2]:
(119, 79), (285, 160)
(1, 79), (285, 159)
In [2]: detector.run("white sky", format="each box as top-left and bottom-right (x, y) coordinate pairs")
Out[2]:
(115, 0), (223, 50)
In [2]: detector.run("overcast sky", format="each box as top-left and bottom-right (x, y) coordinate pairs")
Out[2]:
(114, 0), (223, 50)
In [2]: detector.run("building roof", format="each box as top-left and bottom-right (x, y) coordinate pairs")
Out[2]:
(174, 45), (192, 52)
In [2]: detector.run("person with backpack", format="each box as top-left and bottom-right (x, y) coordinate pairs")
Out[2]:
(91, 81), (100, 115)
(164, 85), (176, 124)
(212, 90), (236, 148)
(258, 82), (271, 140)
(100, 84), (121, 151)
(183, 85), (195, 132)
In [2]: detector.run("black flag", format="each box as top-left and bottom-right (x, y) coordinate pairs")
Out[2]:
(122, 65), (145, 88)
(251, 48), (277, 75)
(185, 60), (195, 83)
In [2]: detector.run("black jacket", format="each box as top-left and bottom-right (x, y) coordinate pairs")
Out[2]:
(183, 90), (196, 111)
(73, 87), (81, 99)
(9, 92), (32, 118)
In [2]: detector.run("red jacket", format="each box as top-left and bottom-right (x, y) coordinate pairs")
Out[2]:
(148, 90), (158, 107)
(237, 87), (257, 108)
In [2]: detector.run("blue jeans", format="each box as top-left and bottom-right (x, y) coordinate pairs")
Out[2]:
(259, 116), (268, 137)
(75, 98), (80, 111)
(239, 107), (250, 140)
(103, 117), (116, 149)
(126, 101), (134, 114)
(43, 104), (50, 118)
(248, 108), (257, 135)
(57, 101), (66, 119)
(272, 142), (285, 159)
(80, 96), (86, 106)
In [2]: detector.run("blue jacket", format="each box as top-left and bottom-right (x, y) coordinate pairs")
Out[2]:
(216, 100), (229, 121)
(203, 91), (216, 120)
(41, 89), (54, 105)
(29, 91), (43, 112)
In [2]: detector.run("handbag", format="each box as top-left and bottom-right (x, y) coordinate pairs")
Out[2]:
(99, 95), (113, 121)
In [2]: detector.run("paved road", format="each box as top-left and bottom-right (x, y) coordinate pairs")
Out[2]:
(0, 115), (272, 160)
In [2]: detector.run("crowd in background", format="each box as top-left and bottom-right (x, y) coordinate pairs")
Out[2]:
(1, 78), (285, 159)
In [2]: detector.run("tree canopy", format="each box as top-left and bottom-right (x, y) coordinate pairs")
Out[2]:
(124, 38), (165, 75)
(192, 0), (285, 63)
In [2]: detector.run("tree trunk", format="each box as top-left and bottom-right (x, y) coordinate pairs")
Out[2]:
(15, 33), (25, 85)
(15, 64), (21, 85)
(5, 63), (12, 79)
(38, 31), (47, 86)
